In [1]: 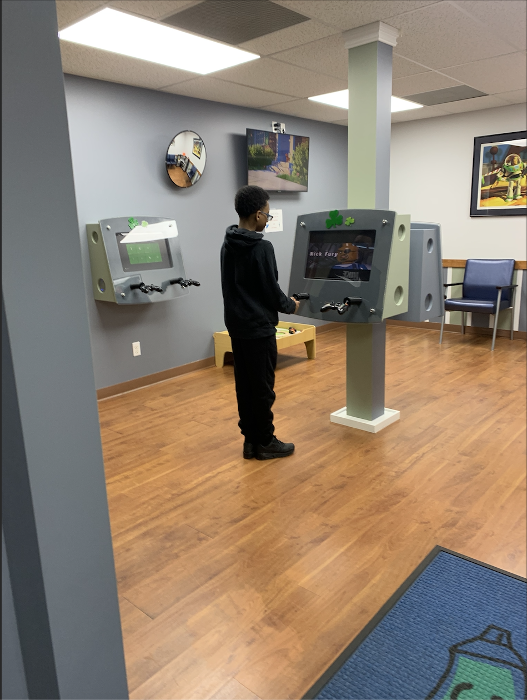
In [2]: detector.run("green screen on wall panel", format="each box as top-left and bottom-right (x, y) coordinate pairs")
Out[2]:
(126, 242), (163, 265)
(116, 233), (173, 271)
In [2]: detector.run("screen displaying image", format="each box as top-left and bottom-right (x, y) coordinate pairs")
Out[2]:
(247, 128), (309, 192)
(305, 230), (376, 281)
(116, 233), (173, 272)
(126, 242), (162, 265)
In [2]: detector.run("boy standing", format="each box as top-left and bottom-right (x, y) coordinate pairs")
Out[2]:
(220, 185), (299, 460)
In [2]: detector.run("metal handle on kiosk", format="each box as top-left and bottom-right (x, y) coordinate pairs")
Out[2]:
(320, 297), (362, 315)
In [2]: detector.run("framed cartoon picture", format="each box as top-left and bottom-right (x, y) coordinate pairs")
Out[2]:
(192, 138), (203, 159)
(470, 130), (526, 216)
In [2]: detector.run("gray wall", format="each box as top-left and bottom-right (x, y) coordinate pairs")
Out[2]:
(2, 532), (28, 700)
(64, 75), (348, 389)
(2, 2), (128, 697)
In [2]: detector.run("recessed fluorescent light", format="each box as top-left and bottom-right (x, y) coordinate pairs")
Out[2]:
(309, 90), (423, 113)
(391, 95), (423, 112)
(59, 8), (259, 74)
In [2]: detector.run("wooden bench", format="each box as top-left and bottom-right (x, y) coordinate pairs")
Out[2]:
(213, 321), (316, 368)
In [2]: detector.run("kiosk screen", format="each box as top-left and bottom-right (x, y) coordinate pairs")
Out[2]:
(116, 233), (173, 272)
(305, 230), (376, 281)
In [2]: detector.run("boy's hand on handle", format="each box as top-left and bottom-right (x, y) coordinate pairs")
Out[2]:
(291, 297), (300, 314)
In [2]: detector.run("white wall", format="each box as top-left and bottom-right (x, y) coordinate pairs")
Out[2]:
(390, 104), (527, 260)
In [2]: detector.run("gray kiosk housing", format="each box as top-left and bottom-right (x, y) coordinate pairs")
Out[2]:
(287, 209), (410, 323)
(87, 216), (194, 304)
(392, 222), (444, 322)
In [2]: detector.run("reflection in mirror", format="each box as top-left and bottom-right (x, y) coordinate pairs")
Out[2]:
(166, 130), (206, 188)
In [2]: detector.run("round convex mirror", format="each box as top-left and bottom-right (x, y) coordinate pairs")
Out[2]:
(165, 130), (206, 188)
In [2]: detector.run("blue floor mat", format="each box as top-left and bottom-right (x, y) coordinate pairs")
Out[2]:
(311, 549), (526, 700)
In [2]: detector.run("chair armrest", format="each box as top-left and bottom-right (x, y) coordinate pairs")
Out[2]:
(443, 282), (463, 287)
(495, 284), (518, 290)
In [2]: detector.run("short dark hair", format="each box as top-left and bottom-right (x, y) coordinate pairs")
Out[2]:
(234, 186), (269, 218)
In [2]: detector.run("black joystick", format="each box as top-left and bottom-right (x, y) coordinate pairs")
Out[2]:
(292, 292), (310, 301)
(343, 296), (361, 306)
(130, 282), (151, 294)
(169, 278), (201, 289)
(130, 282), (164, 294)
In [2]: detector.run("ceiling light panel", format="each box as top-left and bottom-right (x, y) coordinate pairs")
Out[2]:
(59, 8), (260, 74)
(308, 90), (424, 112)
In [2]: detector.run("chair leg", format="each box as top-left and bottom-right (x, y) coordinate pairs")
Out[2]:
(439, 314), (445, 344)
(491, 289), (503, 351)
(510, 288), (516, 341)
(491, 313), (499, 351)
(460, 311), (465, 335)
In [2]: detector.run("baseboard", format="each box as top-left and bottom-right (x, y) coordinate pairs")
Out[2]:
(96, 356), (216, 400)
(97, 324), (343, 400)
(387, 319), (526, 340)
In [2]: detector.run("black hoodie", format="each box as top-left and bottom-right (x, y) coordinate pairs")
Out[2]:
(220, 225), (296, 339)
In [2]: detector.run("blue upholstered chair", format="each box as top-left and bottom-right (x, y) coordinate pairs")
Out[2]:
(440, 259), (517, 351)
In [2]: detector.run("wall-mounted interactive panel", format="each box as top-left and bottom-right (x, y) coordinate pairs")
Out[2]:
(392, 222), (444, 322)
(86, 216), (199, 304)
(288, 209), (410, 323)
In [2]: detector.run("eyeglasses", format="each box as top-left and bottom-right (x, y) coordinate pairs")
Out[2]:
(260, 211), (273, 221)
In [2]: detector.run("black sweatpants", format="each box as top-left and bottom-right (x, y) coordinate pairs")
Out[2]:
(231, 334), (277, 446)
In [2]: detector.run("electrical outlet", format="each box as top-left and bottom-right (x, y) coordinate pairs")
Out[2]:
(132, 341), (141, 357)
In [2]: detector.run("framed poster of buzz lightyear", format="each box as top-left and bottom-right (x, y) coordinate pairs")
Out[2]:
(470, 130), (526, 216)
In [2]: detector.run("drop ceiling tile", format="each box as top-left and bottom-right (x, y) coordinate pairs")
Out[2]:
(392, 54), (431, 79)
(56, 0), (107, 30)
(262, 98), (347, 123)
(161, 77), (297, 108)
(496, 88), (527, 105)
(60, 41), (196, 88)
(438, 94), (509, 114)
(272, 1), (437, 31)
(109, 1), (201, 20)
(454, 1), (526, 51)
(443, 53), (527, 96)
(393, 71), (463, 97)
(269, 35), (438, 83)
(239, 19), (339, 56)
(271, 34), (348, 80)
(391, 105), (452, 122)
(211, 58), (347, 98)
(389, 2), (514, 69)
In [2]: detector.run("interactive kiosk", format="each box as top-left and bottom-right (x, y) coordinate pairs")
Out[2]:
(392, 222), (444, 323)
(289, 209), (410, 324)
(288, 210), (444, 432)
(86, 216), (199, 305)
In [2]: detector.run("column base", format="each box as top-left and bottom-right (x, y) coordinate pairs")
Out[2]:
(330, 407), (400, 433)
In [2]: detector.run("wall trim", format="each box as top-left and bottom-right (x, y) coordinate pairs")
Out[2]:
(442, 259), (526, 269)
(388, 319), (526, 340)
(96, 323), (342, 400)
(96, 356), (216, 400)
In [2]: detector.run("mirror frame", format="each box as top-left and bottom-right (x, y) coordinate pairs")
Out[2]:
(165, 130), (206, 189)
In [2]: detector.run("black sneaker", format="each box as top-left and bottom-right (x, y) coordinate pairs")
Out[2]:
(255, 437), (295, 460)
(243, 442), (256, 459)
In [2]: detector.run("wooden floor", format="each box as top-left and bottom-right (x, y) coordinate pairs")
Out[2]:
(98, 325), (526, 700)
